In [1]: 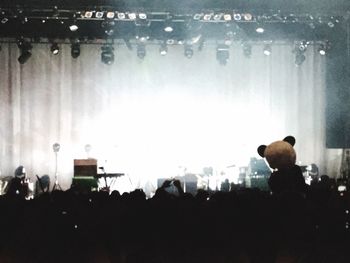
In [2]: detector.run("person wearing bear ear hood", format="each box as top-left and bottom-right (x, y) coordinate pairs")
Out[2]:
(257, 136), (307, 195)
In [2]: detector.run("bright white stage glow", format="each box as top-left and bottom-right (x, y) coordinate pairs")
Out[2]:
(75, 92), (283, 192)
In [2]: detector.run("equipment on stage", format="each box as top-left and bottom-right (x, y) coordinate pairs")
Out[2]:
(72, 159), (124, 192)
(72, 159), (98, 192)
(52, 143), (62, 191)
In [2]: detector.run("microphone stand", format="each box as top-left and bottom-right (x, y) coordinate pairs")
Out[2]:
(52, 143), (62, 191)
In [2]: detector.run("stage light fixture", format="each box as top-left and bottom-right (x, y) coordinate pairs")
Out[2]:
(84, 11), (93, 18)
(216, 44), (230, 65)
(243, 13), (253, 21)
(1, 17), (8, 24)
(213, 13), (223, 20)
(69, 23), (78, 31)
(50, 43), (59, 55)
(139, 13), (147, 19)
(96, 11), (104, 19)
(159, 43), (168, 56)
(223, 14), (232, 21)
(164, 19), (174, 33)
(184, 45), (194, 58)
(327, 21), (335, 28)
(242, 42), (252, 58)
(117, 12), (126, 19)
(263, 44), (271, 56)
(71, 43), (80, 58)
(256, 26), (265, 33)
(17, 39), (32, 64)
(137, 44), (146, 59)
(166, 39), (175, 45)
(298, 41), (309, 52)
(203, 13), (213, 21)
(101, 45), (114, 65)
(106, 12), (115, 19)
(128, 13), (137, 20)
(318, 42), (329, 55)
(233, 13), (242, 21)
(193, 13), (203, 20)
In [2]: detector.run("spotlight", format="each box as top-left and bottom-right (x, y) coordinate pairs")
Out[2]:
(106, 12), (115, 19)
(216, 44), (229, 65)
(101, 45), (114, 65)
(184, 45), (194, 58)
(166, 39), (175, 45)
(193, 13), (203, 20)
(318, 42), (330, 55)
(69, 23), (78, 31)
(243, 13), (253, 21)
(203, 13), (213, 21)
(71, 43), (80, 58)
(256, 26), (265, 33)
(139, 13), (147, 20)
(96, 11), (104, 19)
(164, 26), (173, 32)
(1, 17), (8, 24)
(163, 19), (174, 33)
(297, 41), (308, 52)
(117, 12), (126, 19)
(159, 43), (168, 56)
(50, 43), (59, 55)
(242, 42), (252, 58)
(84, 11), (93, 18)
(223, 14), (232, 21)
(18, 50), (32, 64)
(233, 13), (242, 21)
(17, 39), (32, 64)
(263, 44), (271, 56)
(213, 13), (223, 20)
(327, 21), (335, 28)
(137, 44), (146, 59)
(128, 13), (137, 20)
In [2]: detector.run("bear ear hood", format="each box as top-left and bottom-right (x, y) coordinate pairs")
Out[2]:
(283, 136), (295, 146)
(257, 145), (266, 157)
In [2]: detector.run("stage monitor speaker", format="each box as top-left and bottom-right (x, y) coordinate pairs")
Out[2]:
(74, 159), (97, 177)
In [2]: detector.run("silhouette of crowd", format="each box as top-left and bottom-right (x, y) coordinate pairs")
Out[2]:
(0, 174), (349, 263)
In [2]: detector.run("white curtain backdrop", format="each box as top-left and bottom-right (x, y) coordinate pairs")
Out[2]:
(0, 42), (337, 191)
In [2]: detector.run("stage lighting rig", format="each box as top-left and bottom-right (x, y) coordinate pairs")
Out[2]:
(263, 44), (272, 56)
(71, 42), (80, 58)
(17, 38), (32, 64)
(101, 45), (114, 65)
(50, 43), (59, 55)
(293, 41), (307, 67)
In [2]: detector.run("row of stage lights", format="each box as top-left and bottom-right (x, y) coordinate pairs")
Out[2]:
(0, 7), (341, 35)
(15, 38), (330, 66)
(79, 10), (254, 22)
